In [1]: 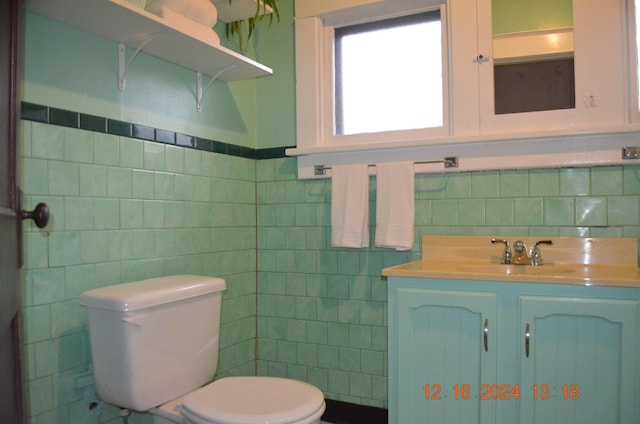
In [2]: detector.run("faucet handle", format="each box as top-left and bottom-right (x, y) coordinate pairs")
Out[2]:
(531, 240), (553, 265)
(535, 240), (553, 247)
(491, 238), (512, 264)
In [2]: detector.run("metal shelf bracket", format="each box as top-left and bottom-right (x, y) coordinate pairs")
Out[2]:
(196, 65), (237, 112)
(118, 35), (158, 91)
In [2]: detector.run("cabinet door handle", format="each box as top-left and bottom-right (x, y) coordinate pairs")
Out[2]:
(525, 323), (530, 358)
(483, 318), (489, 352)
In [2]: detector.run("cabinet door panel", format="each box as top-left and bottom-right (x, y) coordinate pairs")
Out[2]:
(519, 296), (639, 424)
(396, 288), (497, 424)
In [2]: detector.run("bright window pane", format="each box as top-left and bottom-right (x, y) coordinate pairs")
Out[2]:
(335, 11), (443, 136)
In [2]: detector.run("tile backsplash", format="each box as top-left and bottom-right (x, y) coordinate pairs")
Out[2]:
(254, 158), (640, 410)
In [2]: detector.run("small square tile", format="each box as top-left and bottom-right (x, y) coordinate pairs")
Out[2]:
(607, 195), (640, 225)
(63, 128), (93, 163)
(431, 199), (458, 225)
(107, 119), (132, 137)
(486, 199), (514, 226)
(165, 145), (185, 173)
(120, 199), (144, 229)
(32, 268), (66, 305)
(21, 102), (49, 122)
(48, 162), (79, 196)
(153, 172), (175, 200)
(575, 196), (607, 226)
(591, 166), (623, 195)
(22, 158), (49, 195)
(93, 133), (120, 166)
(107, 167), (132, 198)
(64, 197), (95, 230)
(560, 168), (590, 196)
(50, 108), (79, 128)
(444, 173), (472, 198)
(48, 231), (82, 267)
(132, 124), (154, 141)
(143, 141), (165, 171)
(529, 169), (559, 196)
(500, 170), (529, 197)
(80, 231), (109, 263)
(79, 113), (106, 132)
(120, 137), (144, 168)
(155, 129), (175, 144)
(176, 133), (195, 149)
(79, 164), (107, 197)
(132, 169), (155, 199)
(93, 198), (120, 230)
(544, 198), (575, 226)
(458, 199), (485, 225)
(31, 123), (63, 160)
(623, 166), (640, 194)
(514, 198), (543, 226)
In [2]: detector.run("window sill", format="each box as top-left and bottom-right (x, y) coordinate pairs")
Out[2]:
(287, 125), (640, 179)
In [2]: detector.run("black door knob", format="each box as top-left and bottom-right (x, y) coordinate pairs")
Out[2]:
(21, 202), (49, 229)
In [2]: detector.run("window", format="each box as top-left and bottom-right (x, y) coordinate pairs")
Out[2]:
(292, 0), (630, 179)
(294, 0), (448, 150)
(334, 11), (443, 136)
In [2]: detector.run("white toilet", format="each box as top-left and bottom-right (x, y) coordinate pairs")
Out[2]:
(80, 275), (326, 424)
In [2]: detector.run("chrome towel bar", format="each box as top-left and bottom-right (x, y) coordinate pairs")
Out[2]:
(313, 156), (458, 176)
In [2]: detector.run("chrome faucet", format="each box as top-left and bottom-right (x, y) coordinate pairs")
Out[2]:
(491, 239), (553, 265)
(512, 240), (529, 265)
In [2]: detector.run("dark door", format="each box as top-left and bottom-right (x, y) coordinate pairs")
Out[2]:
(0, 0), (24, 422)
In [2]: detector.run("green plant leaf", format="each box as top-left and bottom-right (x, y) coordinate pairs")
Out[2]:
(223, 0), (280, 52)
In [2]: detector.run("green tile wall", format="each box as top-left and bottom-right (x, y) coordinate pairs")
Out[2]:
(255, 158), (640, 409)
(21, 121), (257, 423)
(21, 120), (640, 421)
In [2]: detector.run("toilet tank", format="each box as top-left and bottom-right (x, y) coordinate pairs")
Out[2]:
(80, 275), (226, 412)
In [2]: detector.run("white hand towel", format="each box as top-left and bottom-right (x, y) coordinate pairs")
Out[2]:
(331, 164), (370, 248)
(375, 161), (415, 250)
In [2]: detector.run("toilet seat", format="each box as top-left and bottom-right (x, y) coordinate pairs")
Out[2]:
(180, 376), (326, 424)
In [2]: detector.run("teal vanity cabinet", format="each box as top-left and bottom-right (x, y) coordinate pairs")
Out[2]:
(387, 277), (640, 424)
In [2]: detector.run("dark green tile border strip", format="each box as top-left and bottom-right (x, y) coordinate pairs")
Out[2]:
(21, 102), (291, 160)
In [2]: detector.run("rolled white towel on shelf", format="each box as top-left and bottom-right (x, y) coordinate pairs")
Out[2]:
(145, 5), (221, 45)
(146, 0), (218, 28)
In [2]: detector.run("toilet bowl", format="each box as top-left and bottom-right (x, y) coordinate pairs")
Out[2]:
(80, 276), (326, 424)
(151, 376), (325, 424)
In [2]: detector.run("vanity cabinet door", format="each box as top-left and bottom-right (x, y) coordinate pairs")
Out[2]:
(390, 287), (498, 424)
(518, 296), (640, 424)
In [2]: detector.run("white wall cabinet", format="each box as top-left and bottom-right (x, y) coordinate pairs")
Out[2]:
(457, 0), (626, 136)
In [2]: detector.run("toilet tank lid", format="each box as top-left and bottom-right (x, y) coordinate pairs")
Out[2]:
(79, 275), (226, 312)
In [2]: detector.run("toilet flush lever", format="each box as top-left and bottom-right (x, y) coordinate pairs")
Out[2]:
(121, 316), (144, 326)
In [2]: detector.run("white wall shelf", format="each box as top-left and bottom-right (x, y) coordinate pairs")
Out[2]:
(25, 0), (273, 97)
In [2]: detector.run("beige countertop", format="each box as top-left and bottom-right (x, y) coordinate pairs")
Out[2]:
(383, 259), (640, 288)
(382, 236), (640, 288)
